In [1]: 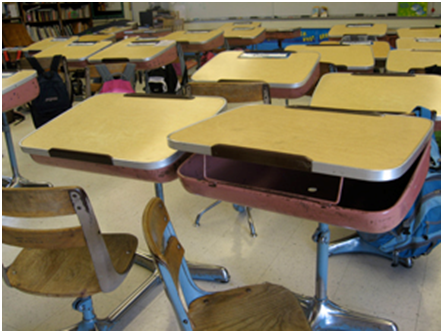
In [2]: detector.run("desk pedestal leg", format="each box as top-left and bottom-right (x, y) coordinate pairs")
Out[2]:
(295, 223), (398, 331)
(2, 113), (52, 188)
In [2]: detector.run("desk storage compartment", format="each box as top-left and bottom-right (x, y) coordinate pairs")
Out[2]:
(177, 143), (430, 233)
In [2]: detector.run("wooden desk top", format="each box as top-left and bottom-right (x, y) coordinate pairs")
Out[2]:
(221, 22), (262, 29)
(124, 28), (172, 37)
(328, 23), (388, 37)
(99, 26), (132, 35)
(386, 50), (441, 73)
(78, 34), (115, 42)
(370, 41), (390, 60)
(160, 29), (223, 44)
(87, 37), (176, 63)
(2, 70), (37, 95)
(311, 73), (441, 117)
(168, 105), (432, 182)
(33, 40), (113, 61)
(22, 37), (78, 52)
(20, 94), (226, 170)
(397, 27), (441, 38)
(285, 44), (374, 70)
(396, 38), (441, 50)
(223, 26), (266, 39)
(191, 50), (319, 89)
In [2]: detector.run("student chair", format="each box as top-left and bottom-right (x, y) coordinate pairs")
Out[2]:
(85, 63), (137, 97)
(142, 197), (312, 331)
(2, 186), (138, 330)
(185, 81), (272, 237)
(20, 56), (73, 103)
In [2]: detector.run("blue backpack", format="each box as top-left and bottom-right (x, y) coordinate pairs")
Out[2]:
(358, 106), (441, 268)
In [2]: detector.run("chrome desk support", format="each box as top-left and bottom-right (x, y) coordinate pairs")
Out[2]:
(295, 223), (398, 331)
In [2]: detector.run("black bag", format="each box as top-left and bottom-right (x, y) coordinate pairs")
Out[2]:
(146, 64), (180, 94)
(27, 55), (72, 128)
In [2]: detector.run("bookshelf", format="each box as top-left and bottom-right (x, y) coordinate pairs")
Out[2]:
(19, 3), (92, 41)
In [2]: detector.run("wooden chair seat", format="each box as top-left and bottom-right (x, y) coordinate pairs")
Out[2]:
(189, 282), (311, 331)
(6, 233), (137, 297)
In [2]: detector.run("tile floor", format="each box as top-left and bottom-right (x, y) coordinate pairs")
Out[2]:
(2, 89), (441, 331)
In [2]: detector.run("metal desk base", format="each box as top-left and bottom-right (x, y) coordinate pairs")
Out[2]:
(302, 223), (398, 331)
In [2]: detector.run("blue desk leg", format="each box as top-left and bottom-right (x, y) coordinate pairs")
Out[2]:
(295, 223), (398, 331)
(2, 112), (51, 188)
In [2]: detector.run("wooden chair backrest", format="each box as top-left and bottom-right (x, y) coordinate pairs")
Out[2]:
(142, 197), (184, 287)
(2, 23), (33, 47)
(186, 81), (271, 104)
(2, 187), (86, 249)
(85, 63), (132, 96)
(19, 56), (72, 101)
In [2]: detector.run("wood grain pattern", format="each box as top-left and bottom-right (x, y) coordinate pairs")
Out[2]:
(311, 73), (441, 116)
(191, 50), (319, 87)
(20, 94), (225, 167)
(285, 44), (374, 69)
(328, 24), (387, 37)
(6, 234), (137, 297)
(3, 187), (76, 217)
(386, 50), (441, 73)
(168, 104), (432, 175)
(189, 282), (311, 331)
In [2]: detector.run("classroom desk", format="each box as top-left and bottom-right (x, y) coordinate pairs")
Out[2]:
(222, 25), (266, 47)
(87, 37), (177, 71)
(397, 27), (441, 38)
(77, 34), (116, 43)
(160, 29), (225, 53)
(265, 27), (301, 49)
(310, 73), (441, 122)
(328, 23), (388, 41)
(191, 50), (320, 99)
(168, 104), (433, 330)
(386, 49), (441, 73)
(396, 37), (441, 50)
(123, 28), (172, 39)
(22, 37), (78, 54)
(320, 40), (391, 63)
(33, 40), (113, 68)
(19, 93), (230, 325)
(99, 26), (133, 40)
(2, 70), (50, 188)
(285, 44), (374, 71)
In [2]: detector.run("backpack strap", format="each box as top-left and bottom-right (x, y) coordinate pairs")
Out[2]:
(95, 64), (114, 82)
(50, 55), (63, 73)
(121, 63), (136, 84)
(26, 57), (45, 75)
